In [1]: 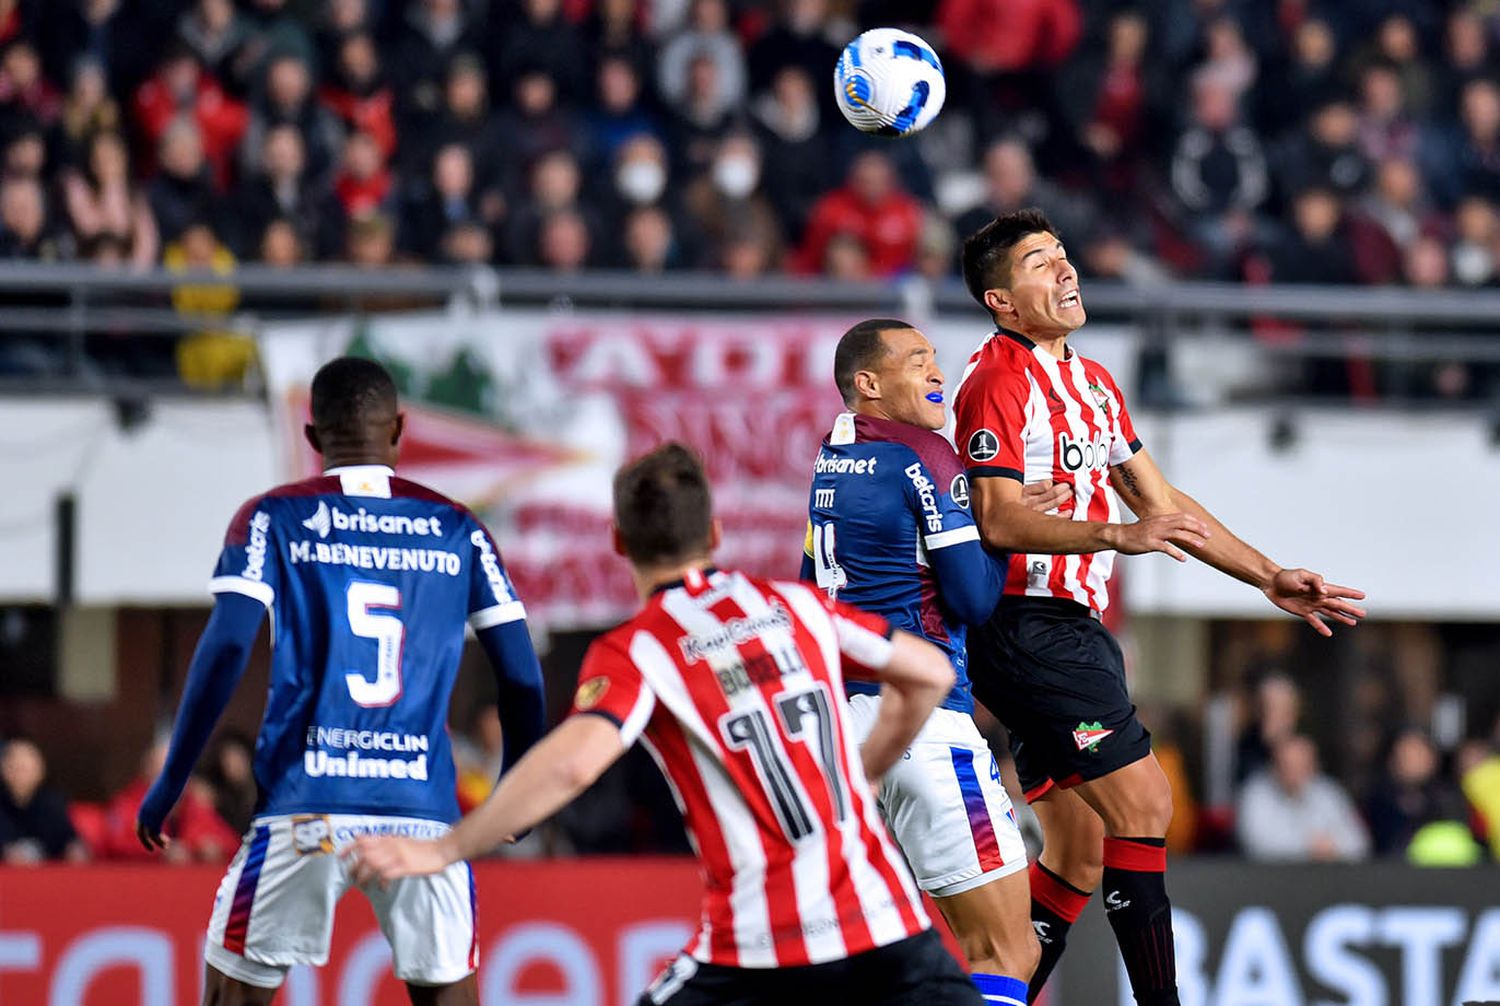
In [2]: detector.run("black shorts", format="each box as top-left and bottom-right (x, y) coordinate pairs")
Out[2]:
(636, 930), (981, 1006)
(970, 596), (1153, 801)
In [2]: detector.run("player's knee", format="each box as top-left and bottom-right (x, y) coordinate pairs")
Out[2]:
(962, 924), (1040, 982)
(1113, 764), (1174, 836)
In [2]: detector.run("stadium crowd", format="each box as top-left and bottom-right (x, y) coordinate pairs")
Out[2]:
(0, 2), (1499, 297)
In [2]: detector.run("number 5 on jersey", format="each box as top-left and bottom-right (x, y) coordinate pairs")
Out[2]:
(345, 580), (404, 707)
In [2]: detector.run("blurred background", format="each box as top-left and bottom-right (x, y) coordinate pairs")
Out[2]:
(1, 0), (1500, 1003)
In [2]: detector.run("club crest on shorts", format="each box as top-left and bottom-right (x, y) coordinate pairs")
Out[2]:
(967, 429), (999, 463)
(1073, 721), (1113, 753)
(574, 676), (609, 710)
(291, 814), (334, 855)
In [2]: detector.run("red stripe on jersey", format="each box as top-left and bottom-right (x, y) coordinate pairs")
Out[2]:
(1052, 358), (1109, 610)
(781, 591), (876, 956)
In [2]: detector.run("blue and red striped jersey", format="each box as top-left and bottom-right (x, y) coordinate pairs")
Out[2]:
(210, 464), (525, 822)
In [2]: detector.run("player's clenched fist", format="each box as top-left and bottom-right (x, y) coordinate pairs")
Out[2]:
(1104, 512), (1210, 561)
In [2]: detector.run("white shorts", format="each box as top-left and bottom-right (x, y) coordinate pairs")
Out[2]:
(203, 814), (476, 989)
(847, 694), (1028, 897)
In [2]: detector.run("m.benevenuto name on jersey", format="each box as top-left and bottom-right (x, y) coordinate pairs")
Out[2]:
(288, 539), (462, 576)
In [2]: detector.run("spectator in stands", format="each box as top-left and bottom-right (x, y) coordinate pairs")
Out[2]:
(1058, 9), (1154, 195)
(751, 65), (826, 237)
(1259, 18), (1340, 139)
(1359, 155), (1438, 256)
(259, 215), (302, 266)
(585, 0), (652, 69)
(1238, 734), (1371, 862)
(314, 0), (372, 80)
(241, 51), (342, 186)
(1366, 728), (1470, 857)
(490, 0), (588, 107)
(318, 31), (396, 162)
(204, 731), (257, 835)
(1169, 71), (1268, 276)
(913, 212), (958, 281)
(536, 207), (592, 271)
(1272, 98), (1372, 208)
(331, 129), (391, 221)
(0, 175), (68, 260)
(1356, 60), (1420, 167)
(389, 0), (483, 135)
(1235, 671), (1301, 785)
(57, 57), (120, 165)
(746, 0), (840, 120)
(658, 0), (746, 117)
(166, 220), (251, 389)
(414, 54), (506, 221)
(822, 229), (871, 280)
(0, 738), (85, 863)
(1194, 15), (1257, 109)
(1260, 187), (1359, 286)
(937, 0), (1082, 144)
(1078, 224), (1170, 286)
(400, 142), (483, 261)
(505, 147), (600, 266)
(955, 137), (1090, 245)
(133, 42), (247, 185)
(237, 0), (315, 80)
(608, 131), (672, 221)
(1436, 7), (1498, 122)
(439, 219), (491, 265)
(101, 741), (237, 863)
(1366, 13), (1434, 120)
(0, 39), (61, 133)
(492, 68), (587, 191)
(346, 211), (395, 267)
(666, 52), (740, 182)
(236, 124), (344, 260)
(147, 119), (219, 244)
(620, 204), (682, 272)
(3, 125), (44, 180)
(797, 149), (921, 277)
(718, 217), (777, 278)
(683, 130), (778, 262)
(1427, 76), (1500, 209)
(588, 54), (660, 170)
(1404, 232), (1451, 290)
(61, 130), (158, 269)
(1451, 195), (1497, 287)
(176, 0), (253, 98)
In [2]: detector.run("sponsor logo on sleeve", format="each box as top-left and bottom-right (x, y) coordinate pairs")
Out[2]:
(967, 429), (1000, 463)
(244, 512), (271, 581)
(574, 676), (610, 711)
(904, 463), (943, 533)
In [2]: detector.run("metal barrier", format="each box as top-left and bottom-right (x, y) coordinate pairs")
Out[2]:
(3, 262), (1500, 404)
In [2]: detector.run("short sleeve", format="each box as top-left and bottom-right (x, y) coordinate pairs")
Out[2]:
(954, 368), (1029, 481)
(1098, 368), (1143, 465)
(467, 517), (527, 629)
(820, 595), (894, 683)
(570, 635), (656, 747)
(208, 496), (278, 608)
(899, 444), (980, 553)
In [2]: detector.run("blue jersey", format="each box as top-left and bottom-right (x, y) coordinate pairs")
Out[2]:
(210, 464), (527, 822)
(802, 414), (1007, 713)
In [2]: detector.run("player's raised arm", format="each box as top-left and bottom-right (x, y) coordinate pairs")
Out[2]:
(1110, 451), (1367, 635)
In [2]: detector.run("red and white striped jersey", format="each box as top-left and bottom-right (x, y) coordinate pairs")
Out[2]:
(568, 567), (929, 969)
(952, 328), (1142, 613)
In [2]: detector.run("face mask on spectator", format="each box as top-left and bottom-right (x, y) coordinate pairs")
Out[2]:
(713, 155), (759, 198)
(618, 160), (666, 204)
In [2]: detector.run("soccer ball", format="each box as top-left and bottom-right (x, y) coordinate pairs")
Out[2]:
(834, 28), (946, 137)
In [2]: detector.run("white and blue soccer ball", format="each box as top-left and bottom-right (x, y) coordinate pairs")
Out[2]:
(834, 28), (947, 137)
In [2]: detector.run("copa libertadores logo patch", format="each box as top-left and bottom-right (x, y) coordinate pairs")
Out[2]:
(967, 428), (999, 463)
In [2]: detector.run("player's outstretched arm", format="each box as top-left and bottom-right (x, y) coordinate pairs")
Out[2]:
(972, 474), (1209, 559)
(860, 630), (954, 784)
(475, 620), (547, 776)
(1111, 452), (1367, 635)
(136, 592), (265, 851)
(350, 714), (626, 882)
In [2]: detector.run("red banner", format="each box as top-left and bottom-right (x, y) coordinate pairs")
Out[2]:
(0, 858), (702, 1005)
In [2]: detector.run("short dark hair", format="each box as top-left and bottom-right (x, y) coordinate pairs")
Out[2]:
(613, 443), (714, 566)
(961, 208), (1059, 311)
(310, 356), (398, 440)
(834, 318), (910, 404)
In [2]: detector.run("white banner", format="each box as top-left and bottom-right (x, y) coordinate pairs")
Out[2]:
(259, 308), (1135, 628)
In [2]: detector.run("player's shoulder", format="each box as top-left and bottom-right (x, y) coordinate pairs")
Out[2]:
(222, 476), (339, 543)
(957, 332), (1037, 399)
(855, 415), (965, 484)
(1076, 353), (1125, 393)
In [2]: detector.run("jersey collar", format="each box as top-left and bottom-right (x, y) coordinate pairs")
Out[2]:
(323, 464), (395, 477)
(651, 566), (720, 596)
(323, 464), (395, 498)
(996, 326), (1073, 360)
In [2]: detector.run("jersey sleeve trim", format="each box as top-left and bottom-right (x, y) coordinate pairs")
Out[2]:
(1128, 438), (1143, 454)
(924, 526), (981, 550)
(208, 575), (274, 608)
(469, 600), (527, 630)
(615, 683), (655, 747)
(968, 465), (1024, 481)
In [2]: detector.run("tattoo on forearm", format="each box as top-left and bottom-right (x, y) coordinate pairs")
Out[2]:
(1115, 465), (1143, 499)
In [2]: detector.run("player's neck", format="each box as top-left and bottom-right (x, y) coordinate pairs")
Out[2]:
(321, 449), (395, 472)
(632, 557), (714, 601)
(1008, 325), (1070, 360)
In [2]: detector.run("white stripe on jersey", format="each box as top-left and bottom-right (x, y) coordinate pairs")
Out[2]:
(468, 600), (527, 630)
(209, 575), (274, 607)
(924, 525), (980, 550)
